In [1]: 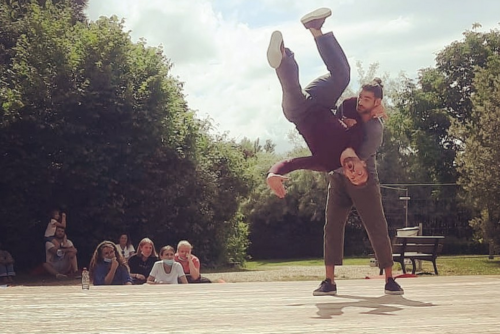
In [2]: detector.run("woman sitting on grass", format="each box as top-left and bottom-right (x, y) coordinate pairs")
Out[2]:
(89, 241), (132, 285)
(116, 233), (135, 262)
(175, 240), (211, 283)
(128, 238), (159, 285)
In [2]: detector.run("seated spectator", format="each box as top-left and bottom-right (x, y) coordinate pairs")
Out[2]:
(89, 241), (132, 285)
(116, 233), (135, 261)
(44, 208), (67, 249)
(147, 245), (187, 284)
(43, 227), (79, 279)
(0, 242), (15, 284)
(175, 240), (211, 283)
(128, 238), (158, 285)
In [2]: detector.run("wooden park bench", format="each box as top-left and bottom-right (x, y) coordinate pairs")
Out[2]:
(379, 235), (445, 275)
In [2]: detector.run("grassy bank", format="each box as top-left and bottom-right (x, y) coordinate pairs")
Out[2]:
(6, 255), (500, 286)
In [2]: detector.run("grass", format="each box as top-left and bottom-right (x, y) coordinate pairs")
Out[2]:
(419, 255), (500, 276)
(211, 255), (500, 276)
(241, 257), (367, 270)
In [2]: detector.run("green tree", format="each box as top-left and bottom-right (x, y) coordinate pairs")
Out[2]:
(383, 73), (472, 238)
(453, 53), (500, 251)
(0, 2), (250, 268)
(435, 24), (500, 124)
(380, 26), (500, 243)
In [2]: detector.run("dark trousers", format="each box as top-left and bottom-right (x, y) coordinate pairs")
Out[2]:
(276, 31), (350, 124)
(324, 173), (394, 269)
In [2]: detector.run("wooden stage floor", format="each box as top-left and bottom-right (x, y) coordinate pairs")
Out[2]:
(2, 275), (500, 333)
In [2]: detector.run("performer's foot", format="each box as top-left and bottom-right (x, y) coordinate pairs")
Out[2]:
(384, 277), (404, 295)
(267, 30), (284, 69)
(300, 8), (332, 30)
(313, 278), (337, 296)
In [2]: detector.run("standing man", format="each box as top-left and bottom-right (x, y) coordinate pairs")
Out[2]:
(315, 80), (404, 296)
(43, 226), (79, 279)
(265, 8), (403, 295)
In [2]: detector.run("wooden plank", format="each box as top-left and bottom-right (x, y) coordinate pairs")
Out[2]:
(2, 275), (500, 333)
(395, 236), (445, 244)
(393, 244), (436, 253)
(393, 252), (434, 259)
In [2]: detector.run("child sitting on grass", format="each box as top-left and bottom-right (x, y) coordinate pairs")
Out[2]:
(148, 245), (187, 284)
(44, 208), (67, 250)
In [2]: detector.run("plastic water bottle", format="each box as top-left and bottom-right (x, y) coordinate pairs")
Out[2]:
(81, 267), (90, 290)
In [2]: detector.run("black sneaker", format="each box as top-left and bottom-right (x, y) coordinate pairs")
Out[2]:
(384, 277), (404, 295)
(313, 278), (337, 296)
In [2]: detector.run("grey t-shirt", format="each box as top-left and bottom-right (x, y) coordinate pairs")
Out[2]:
(334, 117), (383, 181)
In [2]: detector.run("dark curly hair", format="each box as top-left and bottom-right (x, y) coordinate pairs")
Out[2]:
(361, 77), (384, 99)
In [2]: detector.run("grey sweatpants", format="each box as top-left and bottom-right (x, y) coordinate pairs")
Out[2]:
(275, 32), (350, 124)
(324, 173), (394, 269)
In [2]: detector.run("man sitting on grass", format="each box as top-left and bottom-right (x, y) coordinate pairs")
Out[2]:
(43, 227), (79, 279)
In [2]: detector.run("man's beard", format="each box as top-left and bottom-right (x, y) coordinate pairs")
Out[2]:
(357, 107), (371, 115)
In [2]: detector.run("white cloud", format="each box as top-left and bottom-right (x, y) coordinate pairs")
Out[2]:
(86, 0), (500, 153)
(378, 16), (413, 34)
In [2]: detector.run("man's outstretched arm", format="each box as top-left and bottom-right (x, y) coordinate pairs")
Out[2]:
(267, 156), (326, 198)
(268, 156), (326, 176)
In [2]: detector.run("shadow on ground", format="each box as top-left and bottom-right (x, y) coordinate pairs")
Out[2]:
(313, 294), (435, 318)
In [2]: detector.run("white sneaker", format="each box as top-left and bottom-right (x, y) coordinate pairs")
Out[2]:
(267, 30), (284, 69)
(300, 8), (332, 30)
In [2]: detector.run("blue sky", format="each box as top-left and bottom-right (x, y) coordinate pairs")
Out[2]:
(86, 0), (500, 152)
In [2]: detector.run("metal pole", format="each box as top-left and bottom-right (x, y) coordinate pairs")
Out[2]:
(398, 191), (410, 227)
(405, 189), (408, 227)
(384, 185), (411, 228)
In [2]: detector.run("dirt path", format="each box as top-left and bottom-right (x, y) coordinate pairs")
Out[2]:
(204, 265), (383, 283)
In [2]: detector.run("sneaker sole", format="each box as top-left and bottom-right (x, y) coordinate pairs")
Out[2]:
(384, 290), (404, 295)
(300, 8), (332, 25)
(313, 291), (337, 296)
(267, 30), (283, 69)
